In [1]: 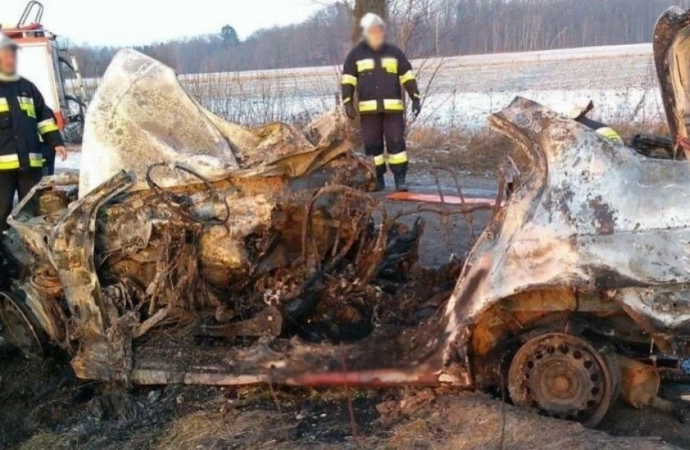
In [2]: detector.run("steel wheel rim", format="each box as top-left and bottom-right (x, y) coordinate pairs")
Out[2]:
(508, 332), (618, 427)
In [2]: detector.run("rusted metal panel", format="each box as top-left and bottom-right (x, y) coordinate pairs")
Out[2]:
(654, 6), (690, 157)
(443, 97), (690, 369)
(618, 356), (661, 409)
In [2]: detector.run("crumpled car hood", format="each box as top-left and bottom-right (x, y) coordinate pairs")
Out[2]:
(79, 49), (353, 196)
(80, 49), (240, 195)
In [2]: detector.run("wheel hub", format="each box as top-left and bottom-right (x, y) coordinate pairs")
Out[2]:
(508, 333), (619, 427)
(0, 290), (45, 358)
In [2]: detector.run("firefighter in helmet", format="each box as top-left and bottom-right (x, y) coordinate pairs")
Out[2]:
(0, 33), (67, 230)
(341, 13), (421, 192)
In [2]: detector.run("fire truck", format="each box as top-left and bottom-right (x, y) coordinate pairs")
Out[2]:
(1, 1), (88, 131)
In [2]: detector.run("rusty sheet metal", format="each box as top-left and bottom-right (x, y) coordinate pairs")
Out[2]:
(441, 97), (690, 370)
(654, 6), (690, 157)
(50, 171), (136, 380)
(614, 286), (690, 334)
(8, 172), (79, 263)
(618, 356), (661, 409)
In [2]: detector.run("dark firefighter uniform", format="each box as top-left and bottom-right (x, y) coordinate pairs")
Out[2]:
(0, 77), (63, 230)
(341, 41), (420, 181)
(577, 116), (623, 144)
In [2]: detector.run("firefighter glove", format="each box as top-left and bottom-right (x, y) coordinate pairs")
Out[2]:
(412, 99), (422, 117)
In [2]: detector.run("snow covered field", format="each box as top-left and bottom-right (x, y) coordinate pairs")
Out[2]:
(75, 43), (662, 129)
(58, 151), (81, 172)
(417, 43), (662, 128)
(172, 43), (664, 128)
(59, 44), (665, 174)
(58, 44), (665, 174)
(62, 44), (665, 172)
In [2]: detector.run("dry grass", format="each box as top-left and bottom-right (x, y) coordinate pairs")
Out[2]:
(154, 410), (295, 450)
(409, 124), (515, 174)
(408, 125), (466, 151)
(11, 389), (677, 450)
(610, 120), (670, 142)
(183, 72), (338, 127)
(387, 418), (439, 448)
(18, 431), (80, 450)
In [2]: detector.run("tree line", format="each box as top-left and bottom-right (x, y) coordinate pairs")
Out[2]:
(68, 0), (690, 78)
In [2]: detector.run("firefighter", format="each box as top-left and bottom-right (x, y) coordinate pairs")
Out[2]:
(341, 13), (421, 192)
(0, 34), (67, 230)
(557, 100), (623, 144)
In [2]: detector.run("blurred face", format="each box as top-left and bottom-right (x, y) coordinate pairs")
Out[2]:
(0, 47), (18, 75)
(365, 25), (386, 49)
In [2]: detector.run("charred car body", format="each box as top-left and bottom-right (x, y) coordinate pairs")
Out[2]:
(4, 7), (690, 429)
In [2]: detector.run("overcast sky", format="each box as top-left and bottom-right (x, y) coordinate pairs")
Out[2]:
(4, 0), (323, 46)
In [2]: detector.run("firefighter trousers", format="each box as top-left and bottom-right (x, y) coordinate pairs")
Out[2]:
(0, 169), (43, 231)
(360, 113), (408, 178)
(42, 144), (56, 176)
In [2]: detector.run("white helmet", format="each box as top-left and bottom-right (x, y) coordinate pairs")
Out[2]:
(553, 99), (594, 120)
(360, 13), (386, 35)
(0, 33), (18, 51)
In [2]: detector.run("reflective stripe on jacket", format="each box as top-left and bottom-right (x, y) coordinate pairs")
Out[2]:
(0, 77), (63, 170)
(341, 42), (420, 115)
(577, 116), (623, 144)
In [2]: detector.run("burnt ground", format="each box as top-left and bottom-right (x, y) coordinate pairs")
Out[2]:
(1, 171), (690, 449)
(1, 350), (686, 450)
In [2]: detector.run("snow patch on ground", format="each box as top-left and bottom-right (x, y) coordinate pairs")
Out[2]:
(181, 43), (661, 129)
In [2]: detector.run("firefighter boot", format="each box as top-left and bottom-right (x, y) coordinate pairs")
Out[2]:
(375, 176), (386, 192)
(374, 162), (386, 192)
(394, 169), (409, 192)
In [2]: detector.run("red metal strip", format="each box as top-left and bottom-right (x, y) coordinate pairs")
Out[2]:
(387, 192), (496, 206)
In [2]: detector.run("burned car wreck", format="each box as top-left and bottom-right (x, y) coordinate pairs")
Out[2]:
(5, 7), (690, 430)
(0, 49), (429, 372)
(1, 49), (453, 387)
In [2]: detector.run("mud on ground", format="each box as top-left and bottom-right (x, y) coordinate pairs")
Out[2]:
(1, 176), (689, 450)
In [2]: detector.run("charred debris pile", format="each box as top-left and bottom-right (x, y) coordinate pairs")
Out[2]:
(0, 50), (490, 385)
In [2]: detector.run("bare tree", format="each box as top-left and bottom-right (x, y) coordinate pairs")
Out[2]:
(69, 0), (690, 78)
